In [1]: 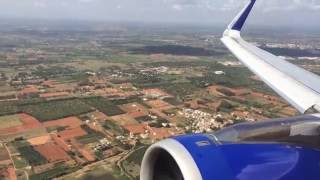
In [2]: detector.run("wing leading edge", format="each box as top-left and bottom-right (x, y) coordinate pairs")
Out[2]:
(221, 0), (320, 114)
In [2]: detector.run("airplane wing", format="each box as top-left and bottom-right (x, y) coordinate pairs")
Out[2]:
(221, 0), (320, 114)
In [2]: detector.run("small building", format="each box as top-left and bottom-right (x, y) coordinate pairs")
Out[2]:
(214, 71), (226, 75)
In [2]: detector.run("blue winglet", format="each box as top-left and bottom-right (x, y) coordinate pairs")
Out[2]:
(230, 0), (256, 31)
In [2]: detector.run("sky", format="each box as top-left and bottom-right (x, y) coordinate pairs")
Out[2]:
(0, 0), (319, 27)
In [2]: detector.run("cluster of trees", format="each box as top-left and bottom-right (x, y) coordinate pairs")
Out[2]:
(103, 120), (127, 136)
(20, 98), (93, 121)
(263, 47), (320, 57)
(33, 65), (76, 78)
(81, 97), (125, 116)
(17, 146), (47, 166)
(76, 124), (105, 144)
(132, 45), (224, 56)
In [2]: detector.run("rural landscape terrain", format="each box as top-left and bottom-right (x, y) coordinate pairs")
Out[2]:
(0, 20), (320, 179)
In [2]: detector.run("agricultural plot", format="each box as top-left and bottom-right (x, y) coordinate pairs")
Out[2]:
(81, 97), (125, 116)
(0, 114), (23, 129)
(0, 146), (10, 161)
(135, 116), (154, 123)
(110, 97), (152, 109)
(19, 98), (94, 121)
(42, 116), (83, 129)
(124, 146), (148, 166)
(77, 125), (105, 144)
(0, 101), (19, 116)
(34, 143), (71, 163)
(110, 114), (138, 126)
(10, 140), (47, 166)
(17, 145), (47, 166)
(163, 97), (182, 106)
(103, 120), (126, 135)
(122, 146), (148, 179)
(63, 165), (130, 180)
(30, 164), (78, 180)
(12, 156), (29, 169)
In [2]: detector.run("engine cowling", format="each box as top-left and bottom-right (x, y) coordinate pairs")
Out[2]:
(140, 136), (204, 180)
(140, 115), (320, 180)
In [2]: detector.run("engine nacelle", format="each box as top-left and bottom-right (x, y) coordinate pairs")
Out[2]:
(141, 115), (320, 180)
(140, 135), (205, 180)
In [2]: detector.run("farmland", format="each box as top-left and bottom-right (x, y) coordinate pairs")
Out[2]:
(0, 20), (315, 180)
(0, 98), (94, 122)
(0, 114), (23, 129)
(0, 145), (10, 161)
(20, 99), (94, 121)
(34, 143), (71, 163)
(0, 101), (19, 116)
(103, 120), (127, 135)
(81, 97), (125, 117)
(30, 164), (79, 180)
(76, 125), (105, 144)
(17, 145), (47, 166)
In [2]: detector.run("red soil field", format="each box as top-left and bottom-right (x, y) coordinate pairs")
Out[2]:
(149, 127), (173, 140)
(0, 166), (17, 180)
(0, 113), (41, 136)
(51, 134), (71, 152)
(122, 124), (148, 135)
(57, 127), (87, 140)
(34, 143), (71, 163)
(19, 113), (41, 128)
(39, 92), (69, 98)
(142, 88), (171, 97)
(70, 139), (95, 162)
(42, 116), (83, 129)
(146, 99), (174, 110)
(119, 103), (148, 118)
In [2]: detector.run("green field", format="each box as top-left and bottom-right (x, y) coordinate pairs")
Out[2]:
(103, 120), (127, 135)
(76, 125), (105, 144)
(124, 146), (148, 166)
(122, 146), (148, 179)
(0, 101), (20, 116)
(30, 164), (80, 180)
(163, 97), (182, 106)
(81, 97), (125, 116)
(0, 146), (10, 161)
(17, 145), (47, 166)
(12, 155), (29, 169)
(19, 98), (94, 121)
(0, 114), (23, 129)
(82, 165), (130, 180)
(62, 165), (130, 180)
(110, 97), (152, 109)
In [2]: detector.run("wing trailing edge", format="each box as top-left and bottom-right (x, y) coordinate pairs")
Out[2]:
(221, 0), (320, 114)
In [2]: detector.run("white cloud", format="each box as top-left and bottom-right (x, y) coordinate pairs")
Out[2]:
(78, 0), (96, 3)
(0, 0), (319, 27)
(33, 0), (47, 8)
(172, 4), (183, 11)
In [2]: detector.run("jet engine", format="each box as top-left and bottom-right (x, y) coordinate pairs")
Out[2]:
(140, 115), (320, 180)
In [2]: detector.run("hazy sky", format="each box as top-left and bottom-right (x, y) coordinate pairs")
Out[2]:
(0, 0), (319, 27)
